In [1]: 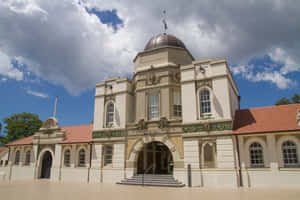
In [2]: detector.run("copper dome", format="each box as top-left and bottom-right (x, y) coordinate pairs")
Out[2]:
(144, 33), (186, 51)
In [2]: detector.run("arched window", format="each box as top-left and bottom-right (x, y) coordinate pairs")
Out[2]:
(106, 102), (114, 127)
(24, 151), (31, 166)
(15, 150), (20, 165)
(282, 141), (299, 168)
(78, 149), (85, 167)
(200, 89), (211, 115)
(64, 149), (71, 167)
(249, 142), (264, 168)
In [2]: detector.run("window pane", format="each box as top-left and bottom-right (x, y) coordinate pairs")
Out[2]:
(106, 103), (114, 125)
(173, 91), (182, 117)
(104, 145), (113, 166)
(148, 94), (159, 120)
(15, 151), (20, 165)
(25, 151), (31, 165)
(64, 150), (71, 167)
(78, 149), (85, 167)
(200, 90), (211, 114)
(249, 142), (264, 167)
(282, 141), (299, 167)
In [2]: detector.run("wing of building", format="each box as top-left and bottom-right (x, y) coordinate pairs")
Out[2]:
(1, 33), (300, 188)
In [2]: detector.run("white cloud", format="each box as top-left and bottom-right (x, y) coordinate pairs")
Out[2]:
(25, 88), (48, 98)
(0, 0), (300, 93)
(0, 51), (23, 81)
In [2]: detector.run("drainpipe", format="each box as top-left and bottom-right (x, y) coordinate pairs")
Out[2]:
(235, 134), (243, 187)
(88, 143), (92, 183)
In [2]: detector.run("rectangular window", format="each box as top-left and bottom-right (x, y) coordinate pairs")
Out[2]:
(148, 94), (159, 120)
(104, 145), (113, 166)
(173, 90), (182, 117)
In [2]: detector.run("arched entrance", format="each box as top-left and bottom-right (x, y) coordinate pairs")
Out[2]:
(40, 151), (52, 179)
(137, 141), (173, 174)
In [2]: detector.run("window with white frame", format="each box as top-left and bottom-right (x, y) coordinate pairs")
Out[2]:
(200, 89), (211, 115)
(148, 94), (159, 120)
(78, 149), (86, 167)
(15, 150), (20, 165)
(173, 90), (182, 117)
(249, 142), (264, 168)
(64, 149), (71, 167)
(24, 150), (31, 166)
(104, 145), (113, 166)
(282, 141), (299, 168)
(106, 102), (114, 126)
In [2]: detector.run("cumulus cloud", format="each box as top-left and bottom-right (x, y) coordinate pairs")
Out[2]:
(0, 0), (300, 93)
(25, 88), (48, 98)
(0, 51), (23, 81)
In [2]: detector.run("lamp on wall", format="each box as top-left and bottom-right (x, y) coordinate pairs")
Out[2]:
(199, 65), (206, 74)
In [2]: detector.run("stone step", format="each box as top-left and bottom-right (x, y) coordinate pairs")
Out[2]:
(117, 174), (185, 187)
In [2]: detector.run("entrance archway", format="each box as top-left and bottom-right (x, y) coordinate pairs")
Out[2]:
(137, 141), (173, 174)
(40, 151), (52, 179)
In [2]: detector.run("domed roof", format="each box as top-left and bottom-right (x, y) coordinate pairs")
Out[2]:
(144, 33), (186, 51)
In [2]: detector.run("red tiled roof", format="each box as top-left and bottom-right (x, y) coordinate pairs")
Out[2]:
(6, 136), (34, 146)
(0, 147), (7, 153)
(233, 104), (300, 134)
(6, 124), (93, 146)
(60, 124), (93, 144)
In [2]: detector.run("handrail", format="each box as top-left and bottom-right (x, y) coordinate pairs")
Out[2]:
(142, 163), (155, 186)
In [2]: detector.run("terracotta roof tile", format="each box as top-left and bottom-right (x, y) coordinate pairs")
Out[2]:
(6, 136), (33, 146)
(233, 104), (300, 134)
(60, 124), (93, 144)
(6, 124), (93, 146)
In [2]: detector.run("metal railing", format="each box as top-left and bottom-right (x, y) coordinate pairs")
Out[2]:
(142, 164), (155, 186)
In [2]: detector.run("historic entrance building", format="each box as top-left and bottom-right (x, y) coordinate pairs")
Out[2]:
(1, 33), (300, 187)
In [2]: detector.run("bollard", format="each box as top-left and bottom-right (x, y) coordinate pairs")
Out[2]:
(187, 164), (192, 187)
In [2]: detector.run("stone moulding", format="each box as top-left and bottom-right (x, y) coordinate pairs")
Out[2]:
(92, 130), (126, 138)
(183, 121), (232, 133)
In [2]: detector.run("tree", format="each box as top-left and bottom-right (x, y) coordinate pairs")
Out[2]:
(275, 97), (292, 105)
(291, 93), (300, 104)
(0, 112), (43, 144)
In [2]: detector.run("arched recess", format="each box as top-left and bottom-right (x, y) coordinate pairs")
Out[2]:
(37, 148), (54, 179)
(277, 135), (300, 168)
(245, 137), (268, 168)
(128, 135), (181, 173)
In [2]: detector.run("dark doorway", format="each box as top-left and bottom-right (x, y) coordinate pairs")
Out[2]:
(40, 151), (52, 179)
(137, 141), (173, 174)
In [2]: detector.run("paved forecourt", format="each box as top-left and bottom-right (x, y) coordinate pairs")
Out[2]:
(0, 180), (299, 200)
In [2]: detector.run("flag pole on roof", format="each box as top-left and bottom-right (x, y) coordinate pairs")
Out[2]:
(162, 10), (168, 34)
(53, 96), (58, 118)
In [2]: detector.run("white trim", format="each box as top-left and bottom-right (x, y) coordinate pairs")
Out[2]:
(104, 100), (116, 128)
(197, 86), (214, 119)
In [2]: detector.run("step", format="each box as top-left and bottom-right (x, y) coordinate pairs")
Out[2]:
(117, 174), (185, 187)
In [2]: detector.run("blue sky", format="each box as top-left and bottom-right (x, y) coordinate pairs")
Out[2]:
(0, 1), (300, 134)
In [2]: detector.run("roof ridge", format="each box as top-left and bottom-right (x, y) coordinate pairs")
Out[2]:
(239, 103), (300, 111)
(61, 124), (93, 128)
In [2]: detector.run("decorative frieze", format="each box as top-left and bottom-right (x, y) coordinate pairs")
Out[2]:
(196, 79), (212, 89)
(92, 130), (126, 139)
(183, 121), (232, 133)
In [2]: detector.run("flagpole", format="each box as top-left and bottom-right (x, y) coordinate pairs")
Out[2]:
(53, 96), (58, 118)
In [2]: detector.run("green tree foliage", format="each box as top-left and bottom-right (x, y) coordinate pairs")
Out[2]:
(0, 112), (43, 144)
(275, 93), (300, 105)
(291, 93), (300, 104)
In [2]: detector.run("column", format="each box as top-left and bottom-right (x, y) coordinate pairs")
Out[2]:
(51, 144), (61, 181)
